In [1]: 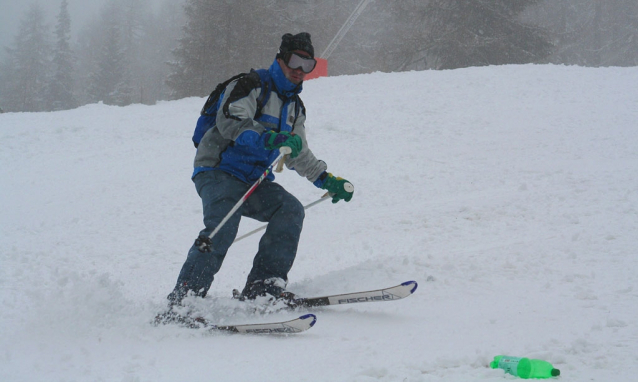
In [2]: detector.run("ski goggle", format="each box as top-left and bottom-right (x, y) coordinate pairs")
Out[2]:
(283, 52), (317, 73)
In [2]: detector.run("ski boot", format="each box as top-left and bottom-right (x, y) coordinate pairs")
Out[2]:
(235, 277), (300, 309)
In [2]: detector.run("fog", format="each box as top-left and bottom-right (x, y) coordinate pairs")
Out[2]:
(0, 0), (165, 60)
(1, 1), (636, 113)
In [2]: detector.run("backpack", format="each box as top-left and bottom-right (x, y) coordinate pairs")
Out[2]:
(192, 69), (271, 148)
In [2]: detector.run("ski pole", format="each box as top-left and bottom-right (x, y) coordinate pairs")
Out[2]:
(196, 147), (291, 252)
(274, 152), (289, 173)
(233, 181), (354, 243)
(233, 192), (331, 243)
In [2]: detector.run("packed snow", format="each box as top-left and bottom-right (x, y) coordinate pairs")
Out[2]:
(1, 64), (637, 381)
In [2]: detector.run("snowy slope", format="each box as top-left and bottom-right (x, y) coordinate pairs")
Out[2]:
(1, 65), (637, 382)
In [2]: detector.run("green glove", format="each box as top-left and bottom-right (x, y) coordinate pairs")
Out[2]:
(264, 131), (303, 158)
(321, 173), (354, 203)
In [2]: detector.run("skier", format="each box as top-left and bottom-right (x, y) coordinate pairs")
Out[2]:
(166, 32), (354, 310)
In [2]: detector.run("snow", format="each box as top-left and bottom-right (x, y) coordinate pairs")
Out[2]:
(1, 64), (638, 381)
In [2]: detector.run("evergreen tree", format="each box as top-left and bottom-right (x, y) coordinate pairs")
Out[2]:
(627, 2), (638, 66)
(325, 0), (400, 75)
(17, 1), (638, 110)
(88, 2), (130, 105)
(528, 0), (638, 67)
(384, 0), (553, 70)
(48, 0), (76, 111)
(0, 4), (50, 112)
(166, 0), (222, 99)
(142, 0), (186, 102)
(166, 0), (275, 99)
(0, 54), (16, 112)
(120, 0), (148, 104)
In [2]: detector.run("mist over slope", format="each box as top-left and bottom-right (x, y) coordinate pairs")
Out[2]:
(1, 65), (637, 381)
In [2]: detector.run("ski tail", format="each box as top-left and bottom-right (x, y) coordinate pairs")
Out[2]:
(154, 311), (317, 334)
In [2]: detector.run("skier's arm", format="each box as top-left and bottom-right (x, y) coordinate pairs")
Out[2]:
(288, 104), (354, 203)
(286, 108), (327, 183)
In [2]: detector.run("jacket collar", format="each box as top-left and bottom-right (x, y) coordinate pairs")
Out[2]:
(269, 58), (303, 99)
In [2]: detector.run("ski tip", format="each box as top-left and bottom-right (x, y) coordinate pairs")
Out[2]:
(401, 280), (418, 294)
(299, 313), (317, 327)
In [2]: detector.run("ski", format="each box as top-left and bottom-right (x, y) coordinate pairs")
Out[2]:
(154, 312), (317, 334)
(212, 314), (317, 334)
(233, 280), (418, 309)
(294, 280), (418, 308)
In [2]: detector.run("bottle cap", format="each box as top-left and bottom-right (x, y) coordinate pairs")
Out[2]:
(551, 368), (560, 376)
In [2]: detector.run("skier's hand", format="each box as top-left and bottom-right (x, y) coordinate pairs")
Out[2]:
(264, 131), (303, 158)
(321, 173), (354, 203)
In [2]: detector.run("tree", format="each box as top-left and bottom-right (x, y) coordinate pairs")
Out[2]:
(120, 0), (151, 104)
(330, 1), (411, 74)
(524, 0), (638, 67)
(166, 0), (223, 99)
(0, 4), (50, 112)
(277, 0), (366, 75)
(381, 0), (553, 70)
(87, 2), (131, 105)
(141, 0), (186, 102)
(167, 0), (295, 99)
(627, 2), (638, 66)
(584, 0), (638, 66)
(47, 0), (76, 110)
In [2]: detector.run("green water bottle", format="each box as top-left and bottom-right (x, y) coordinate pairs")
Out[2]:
(491, 355), (560, 379)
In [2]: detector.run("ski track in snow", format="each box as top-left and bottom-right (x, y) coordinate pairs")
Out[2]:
(1, 65), (637, 381)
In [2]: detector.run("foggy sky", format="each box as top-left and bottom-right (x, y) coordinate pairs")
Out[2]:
(0, 0), (166, 60)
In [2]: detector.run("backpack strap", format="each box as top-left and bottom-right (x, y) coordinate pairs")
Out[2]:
(252, 69), (272, 120)
(291, 94), (304, 129)
(200, 73), (247, 116)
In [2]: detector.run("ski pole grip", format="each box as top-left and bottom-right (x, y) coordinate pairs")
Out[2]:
(275, 146), (292, 173)
(326, 182), (354, 198)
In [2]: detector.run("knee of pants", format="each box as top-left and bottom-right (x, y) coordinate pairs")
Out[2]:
(281, 197), (305, 224)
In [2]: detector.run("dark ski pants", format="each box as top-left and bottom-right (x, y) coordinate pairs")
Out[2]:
(168, 170), (304, 303)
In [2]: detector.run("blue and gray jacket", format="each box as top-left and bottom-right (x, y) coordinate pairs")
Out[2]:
(193, 58), (327, 187)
